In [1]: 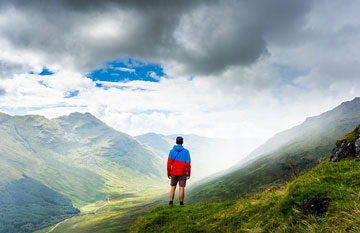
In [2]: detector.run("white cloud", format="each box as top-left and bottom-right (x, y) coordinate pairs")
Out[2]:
(114, 67), (136, 73)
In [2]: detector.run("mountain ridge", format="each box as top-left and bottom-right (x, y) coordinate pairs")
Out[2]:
(187, 97), (360, 203)
(0, 111), (167, 233)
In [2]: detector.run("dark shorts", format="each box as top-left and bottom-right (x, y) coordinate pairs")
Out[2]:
(170, 175), (187, 187)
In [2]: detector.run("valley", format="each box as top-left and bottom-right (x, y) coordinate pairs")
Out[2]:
(35, 188), (168, 233)
(134, 123), (360, 232)
(1, 97), (360, 233)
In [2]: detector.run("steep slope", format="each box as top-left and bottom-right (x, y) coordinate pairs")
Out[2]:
(0, 112), (166, 205)
(0, 112), (167, 232)
(0, 175), (79, 233)
(136, 133), (238, 179)
(187, 97), (360, 203)
(135, 160), (360, 233)
(134, 125), (360, 233)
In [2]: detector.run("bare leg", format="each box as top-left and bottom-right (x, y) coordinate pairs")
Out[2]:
(170, 185), (176, 201)
(179, 186), (184, 202)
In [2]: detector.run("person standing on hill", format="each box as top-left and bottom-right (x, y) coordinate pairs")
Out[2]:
(167, 136), (191, 206)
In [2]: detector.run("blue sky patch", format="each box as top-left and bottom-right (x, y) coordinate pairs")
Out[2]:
(95, 83), (110, 90)
(88, 58), (165, 83)
(29, 67), (55, 76)
(39, 67), (55, 76)
(95, 82), (150, 92)
(64, 90), (79, 98)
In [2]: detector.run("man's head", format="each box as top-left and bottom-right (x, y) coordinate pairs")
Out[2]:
(176, 136), (183, 145)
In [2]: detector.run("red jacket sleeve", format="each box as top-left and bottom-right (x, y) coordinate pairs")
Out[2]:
(167, 157), (172, 177)
(185, 162), (191, 177)
(185, 150), (191, 177)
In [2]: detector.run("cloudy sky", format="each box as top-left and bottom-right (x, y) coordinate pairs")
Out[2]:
(0, 0), (359, 157)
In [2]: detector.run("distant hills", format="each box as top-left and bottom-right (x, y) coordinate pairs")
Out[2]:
(187, 97), (360, 203)
(0, 112), (166, 233)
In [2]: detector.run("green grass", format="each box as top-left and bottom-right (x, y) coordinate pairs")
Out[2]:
(35, 189), (169, 233)
(336, 124), (360, 147)
(134, 160), (360, 233)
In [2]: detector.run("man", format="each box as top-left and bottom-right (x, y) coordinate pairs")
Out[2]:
(167, 136), (191, 206)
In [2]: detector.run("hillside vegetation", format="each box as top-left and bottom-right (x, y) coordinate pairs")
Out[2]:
(0, 112), (166, 206)
(187, 97), (360, 204)
(0, 176), (79, 233)
(134, 155), (360, 232)
(0, 112), (167, 233)
(35, 190), (168, 233)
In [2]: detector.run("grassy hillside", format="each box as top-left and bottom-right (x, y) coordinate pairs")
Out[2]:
(0, 175), (79, 233)
(0, 111), (167, 233)
(35, 189), (168, 233)
(134, 159), (360, 232)
(187, 97), (360, 203)
(0, 112), (166, 206)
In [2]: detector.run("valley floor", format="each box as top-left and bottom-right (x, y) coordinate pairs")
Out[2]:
(34, 188), (168, 233)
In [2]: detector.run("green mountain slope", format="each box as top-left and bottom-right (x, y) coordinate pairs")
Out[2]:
(0, 175), (79, 233)
(0, 112), (167, 233)
(187, 97), (360, 203)
(135, 133), (174, 157)
(133, 125), (360, 232)
(0, 112), (166, 205)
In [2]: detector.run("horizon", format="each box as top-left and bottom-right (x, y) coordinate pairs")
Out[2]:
(1, 95), (358, 139)
(1, 96), (358, 173)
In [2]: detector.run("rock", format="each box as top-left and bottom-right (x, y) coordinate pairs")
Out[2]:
(355, 138), (360, 154)
(329, 135), (360, 162)
(302, 198), (331, 215)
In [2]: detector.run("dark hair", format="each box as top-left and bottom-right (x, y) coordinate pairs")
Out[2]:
(176, 136), (183, 144)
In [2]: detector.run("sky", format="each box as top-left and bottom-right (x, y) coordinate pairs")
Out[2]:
(0, 0), (360, 160)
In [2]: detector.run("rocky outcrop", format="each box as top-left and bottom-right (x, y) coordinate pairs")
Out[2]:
(329, 125), (360, 162)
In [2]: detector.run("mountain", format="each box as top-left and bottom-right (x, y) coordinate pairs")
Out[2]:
(0, 175), (79, 233)
(187, 97), (360, 203)
(134, 124), (360, 232)
(135, 133), (174, 157)
(135, 133), (239, 179)
(0, 112), (166, 233)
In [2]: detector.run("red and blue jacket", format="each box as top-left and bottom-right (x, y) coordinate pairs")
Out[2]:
(167, 145), (191, 177)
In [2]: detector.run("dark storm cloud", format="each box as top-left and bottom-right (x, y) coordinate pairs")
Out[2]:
(0, 0), (313, 75)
